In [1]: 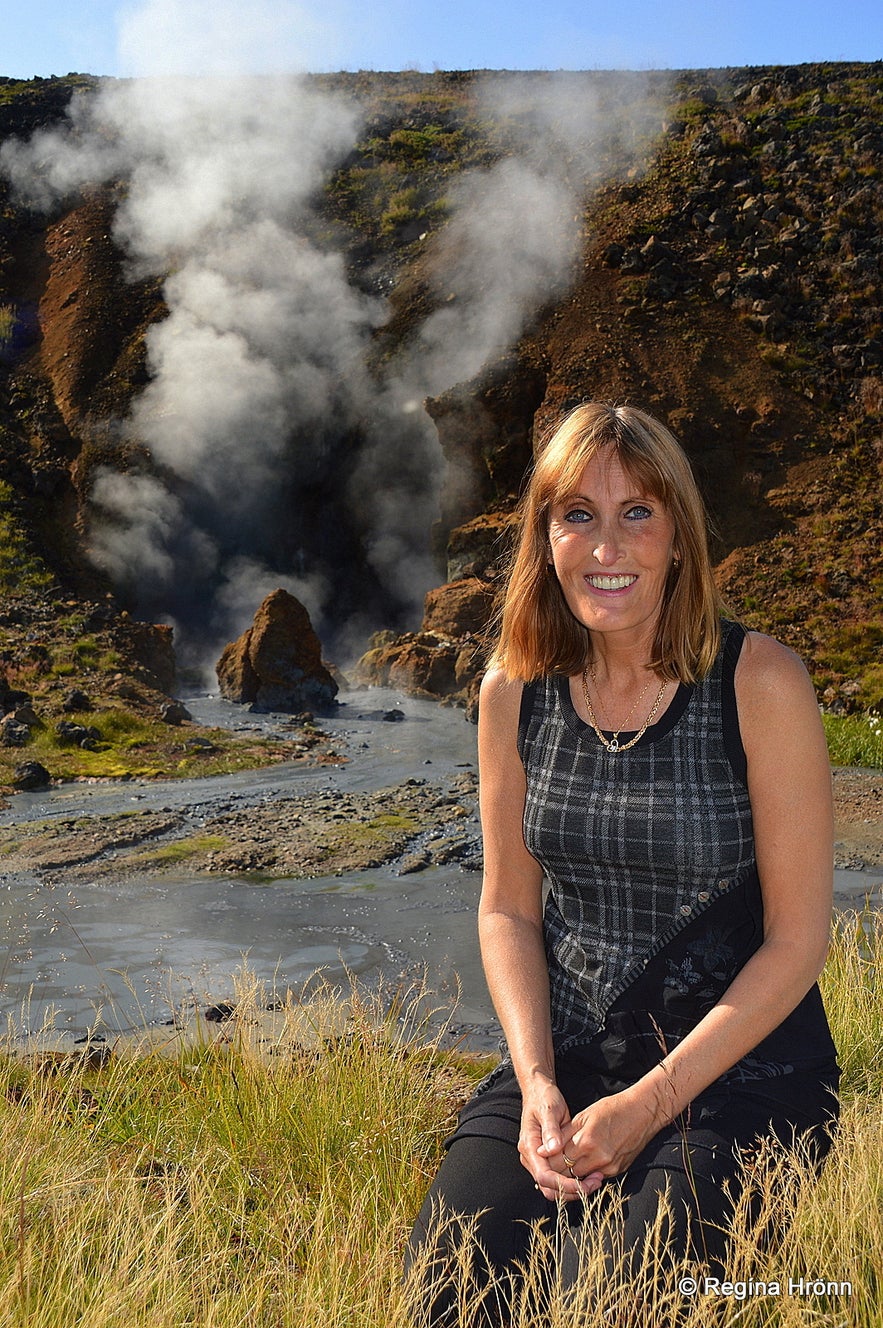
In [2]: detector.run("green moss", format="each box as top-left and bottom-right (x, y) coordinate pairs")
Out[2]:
(0, 706), (306, 786)
(131, 834), (230, 866)
(366, 813), (418, 831)
(0, 480), (56, 596)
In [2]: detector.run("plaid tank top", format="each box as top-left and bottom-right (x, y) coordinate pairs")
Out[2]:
(519, 620), (761, 1053)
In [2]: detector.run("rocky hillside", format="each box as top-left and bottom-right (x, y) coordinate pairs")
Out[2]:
(0, 65), (880, 731)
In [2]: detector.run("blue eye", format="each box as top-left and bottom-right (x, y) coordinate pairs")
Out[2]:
(563, 508), (592, 523)
(625, 504), (653, 520)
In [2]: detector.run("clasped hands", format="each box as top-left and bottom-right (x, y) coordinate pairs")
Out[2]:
(519, 1079), (659, 1202)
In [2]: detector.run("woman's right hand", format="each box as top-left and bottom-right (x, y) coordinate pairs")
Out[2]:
(518, 1077), (604, 1201)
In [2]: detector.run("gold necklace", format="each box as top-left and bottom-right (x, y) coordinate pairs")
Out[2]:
(580, 666), (669, 754)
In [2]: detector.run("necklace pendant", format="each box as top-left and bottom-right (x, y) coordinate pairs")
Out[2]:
(607, 736), (620, 754)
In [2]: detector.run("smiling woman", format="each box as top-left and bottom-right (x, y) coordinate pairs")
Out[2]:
(406, 403), (839, 1327)
(548, 453), (676, 677)
(491, 403), (723, 686)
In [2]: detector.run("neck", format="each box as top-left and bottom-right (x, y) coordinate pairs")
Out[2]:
(587, 630), (657, 687)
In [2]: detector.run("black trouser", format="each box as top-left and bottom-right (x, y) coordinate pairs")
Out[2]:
(405, 1078), (838, 1327)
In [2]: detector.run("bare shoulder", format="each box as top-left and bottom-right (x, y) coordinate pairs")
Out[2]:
(735, 629), (815, 700)
(735, 630), (825, 756)
(478, 666), (526, 727)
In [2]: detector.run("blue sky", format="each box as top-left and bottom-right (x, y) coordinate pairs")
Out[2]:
(6, 0), (883, 80)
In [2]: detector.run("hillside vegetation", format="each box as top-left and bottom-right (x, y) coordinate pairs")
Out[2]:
(0, 66), (880, 748)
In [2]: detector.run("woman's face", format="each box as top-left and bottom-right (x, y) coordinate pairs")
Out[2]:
(547, 448), (677, 650)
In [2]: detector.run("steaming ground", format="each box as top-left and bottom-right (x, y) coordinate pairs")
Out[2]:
(0, 50), (669, 668)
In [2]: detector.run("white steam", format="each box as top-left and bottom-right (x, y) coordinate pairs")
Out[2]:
(1, 6), (668, 671)
(408, 72), (667, 394)
(2, 70), (416, 659)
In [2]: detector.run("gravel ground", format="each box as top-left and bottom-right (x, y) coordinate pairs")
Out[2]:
(0, 771), (482, 881)
(832, 767), (883, 870)
(0, 762), (877, 880)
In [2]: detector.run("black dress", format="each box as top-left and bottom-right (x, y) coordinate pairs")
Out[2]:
(407, 622), (839, 1322)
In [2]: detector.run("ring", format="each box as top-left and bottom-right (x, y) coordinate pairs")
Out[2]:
(563, 1152), (576, 1167)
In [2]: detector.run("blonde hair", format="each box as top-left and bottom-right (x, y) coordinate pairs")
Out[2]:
(490, 402), (727, 682)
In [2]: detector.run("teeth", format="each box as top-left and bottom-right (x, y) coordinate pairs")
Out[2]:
(589, 575), (637, 590)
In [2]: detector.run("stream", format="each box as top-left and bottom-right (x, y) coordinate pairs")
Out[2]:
(0, 686), (880, 1053)
(0, 687), (496, 1048)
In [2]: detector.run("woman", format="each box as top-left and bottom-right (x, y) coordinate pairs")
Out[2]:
(407, 402), (839, 1322)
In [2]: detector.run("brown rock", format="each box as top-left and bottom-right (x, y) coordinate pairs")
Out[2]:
(216, 589), (338, 713)
(387, 638), (459, 697)
(124, 621), (177, 694)
(422, 578), (497, 639)
(445, 511), (519, 581)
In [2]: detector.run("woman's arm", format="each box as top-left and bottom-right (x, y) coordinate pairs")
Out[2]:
(478, 668), (604, 1198)
(564, 632), (834, 1184)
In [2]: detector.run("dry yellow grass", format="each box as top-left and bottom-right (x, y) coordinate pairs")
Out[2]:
(0, 914), (879, 1327)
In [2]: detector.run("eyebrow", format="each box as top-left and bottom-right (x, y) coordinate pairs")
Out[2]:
(554, 490), (655, 507)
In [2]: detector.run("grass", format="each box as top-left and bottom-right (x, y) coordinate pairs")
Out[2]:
(0, 916), (880, 1326)
(0, 480), (57, 597)
(823, 713), (883, 770)
(0, 303), (14, 346)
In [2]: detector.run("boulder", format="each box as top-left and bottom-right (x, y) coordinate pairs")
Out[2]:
(159, 700), (192, 726)
(62, 689), (93, 712)
(0, 673), (30, 717)
(1, 719), (31, 747)
(12, 761), (51, 790)
(216, 589), (338, 713)
(422, 578), (497, 640)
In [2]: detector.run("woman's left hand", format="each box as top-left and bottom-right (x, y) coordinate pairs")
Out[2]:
(555, 1086), (666, 1181)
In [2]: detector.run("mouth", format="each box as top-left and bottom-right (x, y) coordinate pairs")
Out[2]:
(586, 574), (638, 590)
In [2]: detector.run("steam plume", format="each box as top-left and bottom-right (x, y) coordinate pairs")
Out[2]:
(1, 4), (668, 671)
(408, 72), (667, 393)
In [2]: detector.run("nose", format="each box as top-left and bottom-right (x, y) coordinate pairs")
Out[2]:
(592, 531), (622, 566)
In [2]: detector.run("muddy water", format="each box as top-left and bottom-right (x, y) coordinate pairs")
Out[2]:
(0, 686), (880, 1052)
(0, 688), (497, 1047)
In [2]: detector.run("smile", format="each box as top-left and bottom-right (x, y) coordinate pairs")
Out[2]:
(586, 575), (638, 590)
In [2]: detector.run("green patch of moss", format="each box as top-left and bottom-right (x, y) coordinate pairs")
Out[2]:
(0, 706), (306, 787)
(131, 835), (230, 866)
(0, 480), (57, 596)
(365, 813), (419, 832)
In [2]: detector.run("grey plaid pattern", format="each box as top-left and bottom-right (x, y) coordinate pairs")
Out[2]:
(519, 623), (756, 1051)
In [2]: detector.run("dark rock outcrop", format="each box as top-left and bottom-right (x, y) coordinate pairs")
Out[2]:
(115, 620), (177, 695)
(216, 589), (338, 713)
(12, 761), (51, 790)
(159, 700), (192, 726)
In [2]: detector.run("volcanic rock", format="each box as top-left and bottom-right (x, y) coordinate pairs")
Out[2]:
(1, 719), (31, 747)
(12, 761), (52, 791)
(216, 590), (338, 713)
(62, 689), (93, 712)
(422, 578), (497, 640)
(159, 701), (192, 726)
(0, 673), (31, 717)
(122, 621), (177, 695)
